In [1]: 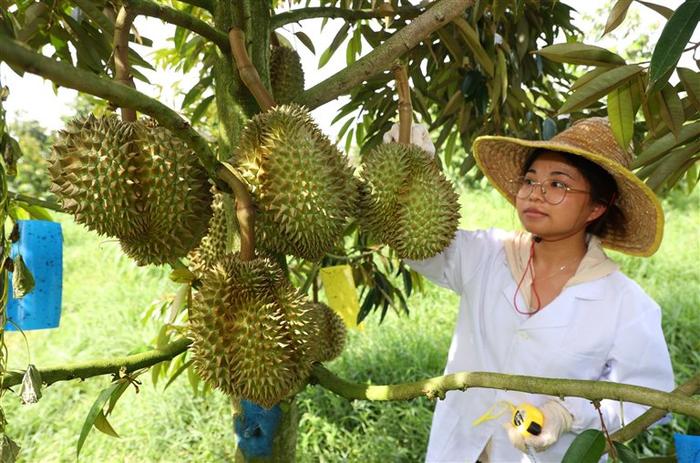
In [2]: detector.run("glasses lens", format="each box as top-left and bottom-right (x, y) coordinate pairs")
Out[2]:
(543, 181), (566, 205)
(516, 178), (533, 199)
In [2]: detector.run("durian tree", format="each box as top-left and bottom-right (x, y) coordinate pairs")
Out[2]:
(0, 0), (699, 461)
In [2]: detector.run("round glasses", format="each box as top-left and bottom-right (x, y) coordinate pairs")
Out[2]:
(513, 177), (590, 205)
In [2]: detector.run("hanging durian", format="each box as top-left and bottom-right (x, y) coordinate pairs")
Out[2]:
(269, 45), (304, 104)
(188, 254), (318, 407)
(188, 190), (239, 277)
(49, 114), (213, 265)
(234, 104), (358, 261)
(359, 143), (459, 260)
(308, 302), (347, 363)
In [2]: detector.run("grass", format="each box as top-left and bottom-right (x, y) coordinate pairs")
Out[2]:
(1, 186), (698, 462)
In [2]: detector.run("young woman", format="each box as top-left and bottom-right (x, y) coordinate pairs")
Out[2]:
(401, 118), (675, 462)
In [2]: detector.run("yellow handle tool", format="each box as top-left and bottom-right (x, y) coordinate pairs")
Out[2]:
(512, 402), (544, 437)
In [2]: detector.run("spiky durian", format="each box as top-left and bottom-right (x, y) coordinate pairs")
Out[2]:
(188, 254), (318, 407)
(359, 143), (460, 260)
(308, 302), (347, 363)
(188, 191), (239, 277)
(270, 45), (305, 104)
(50, 115), (213, 265)
(234, 104), (358, 260)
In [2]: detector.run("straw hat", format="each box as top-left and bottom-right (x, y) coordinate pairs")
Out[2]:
(472, 117), (663, 257)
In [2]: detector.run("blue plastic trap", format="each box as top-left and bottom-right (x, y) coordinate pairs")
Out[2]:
(5, 220), (63, 331)
(675, 433), (700, 463)
(233, 399), (282, 458)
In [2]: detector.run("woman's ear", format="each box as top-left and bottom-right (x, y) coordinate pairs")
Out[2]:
(585, 202), (607, 224)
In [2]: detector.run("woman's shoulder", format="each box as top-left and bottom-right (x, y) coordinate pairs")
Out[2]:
(600, 270), (661, 314)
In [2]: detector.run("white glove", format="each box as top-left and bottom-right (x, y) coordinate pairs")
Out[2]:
(382, 122), (435, 157)
(505, 401), (573, 453)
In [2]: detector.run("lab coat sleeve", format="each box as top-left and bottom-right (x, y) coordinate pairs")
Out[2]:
(560, 302), (674, 432)
(403, 228), (504, 294)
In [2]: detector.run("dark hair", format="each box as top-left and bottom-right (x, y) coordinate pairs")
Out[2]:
(521, 149), (625, 238)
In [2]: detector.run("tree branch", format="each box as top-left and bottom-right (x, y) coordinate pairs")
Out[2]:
(2, 338), (191, 389)
(125, 0), (229, 52)
(270, 5), (420, 29)
(393, 62), (412, 144)
(228, 28), (275, 112)
(298, 0), (473, 110)
(8, 192), (62, 213)
(610, 373), (700, 443)
(114, 6), (137, 122)
(175, 0), (214, 14)
(311, 365), (700, 419)
(0, 37), (218, 178)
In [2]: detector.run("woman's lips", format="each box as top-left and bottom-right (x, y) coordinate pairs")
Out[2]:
(522, 208), (548, 218)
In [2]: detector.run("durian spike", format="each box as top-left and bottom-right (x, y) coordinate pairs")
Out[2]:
(114, 6), (137, 122)
(392, 61), (412, 145)
(229, 28), (276, 112)
(217, 161), (256, 261)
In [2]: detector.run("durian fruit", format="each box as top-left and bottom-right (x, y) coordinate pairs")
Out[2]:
(50, 115), (213, 265)
(188, 254), (318, 407)
(234, 104), (358, 260)
(308, 302), (347, 363)
(269, 45), (304, 104)
(359, 143), (460, 260)
(188, 190), (239, 278)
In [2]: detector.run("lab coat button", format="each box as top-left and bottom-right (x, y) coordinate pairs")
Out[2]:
(518, 331), (529, 340)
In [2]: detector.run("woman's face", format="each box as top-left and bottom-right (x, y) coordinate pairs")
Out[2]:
(515, 151), (605, 240)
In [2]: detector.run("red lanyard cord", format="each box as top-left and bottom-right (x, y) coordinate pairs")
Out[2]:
(513, 239), (541, 316)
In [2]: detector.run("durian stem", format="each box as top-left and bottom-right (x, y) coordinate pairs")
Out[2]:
(1, 338), (191, 389)
(311, 365), (700, 419)
(228, 28), (276, 112)
(217, 161), (255, 261)
(125, 0), (229, 52)
(297, 0), (473, 110)
(392, 62), (412, 145)
(114, 6), (137, 122)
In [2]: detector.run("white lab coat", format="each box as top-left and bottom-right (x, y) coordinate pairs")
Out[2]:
(406, 228), (675, 463)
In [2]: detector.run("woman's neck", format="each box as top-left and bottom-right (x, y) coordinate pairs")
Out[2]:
(531, 230), (588, 271)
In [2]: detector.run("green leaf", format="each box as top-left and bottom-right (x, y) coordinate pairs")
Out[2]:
(453, 18), (494, 76)
(645, 140), (700, 191)
(656, 84), (685, 139)
(497, 47), (508, 104)
(294, 31), (315, 54)
(562, 429), (606, 463)
(648, 1), (700, 93)
(559, 65), (642, 114)
(164, 359), (193, 391)
(77, 382), (122, 457)
(633, 121), (700, 167)
(603, 0), (633, 36)
(106, 380), (130, 416)
(572, 68), (609, 91)
(634, 1), (674, 19)
(677, 67), (700, 110)
(189, 95), (214, 125)
(608, 80), (636, 149)
(610, 441), (639, 463)
(318, 22), (350, 68)
(537, 43), (626, 67)
(492, 0), (508, 22)
(93, 411), (119, 438)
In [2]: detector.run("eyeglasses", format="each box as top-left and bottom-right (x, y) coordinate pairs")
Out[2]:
(513, 177), (590, 205)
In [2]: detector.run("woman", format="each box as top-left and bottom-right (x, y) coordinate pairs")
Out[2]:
(398, 118), (674, 462)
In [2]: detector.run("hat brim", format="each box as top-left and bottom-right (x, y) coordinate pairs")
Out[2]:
(472, 136), (664, 257)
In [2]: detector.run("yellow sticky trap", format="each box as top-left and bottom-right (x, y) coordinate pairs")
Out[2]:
(319, 265), (363, 331)
(472, 401), (513, 427)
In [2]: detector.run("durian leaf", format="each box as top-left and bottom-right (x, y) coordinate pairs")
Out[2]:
(24, 205), (53, 221)
(610, 441), (640, 462)
(602, 0), (633, 36)
(633, 121), (700, 168)
(537, 43), (626, 67)
(571, 67), (608, 91)
(561, 429), (606, 463)
(189, 95), (214, 125)
(164, 359), (194, 391)
(106, 380), (130, 416)
(635, 0), (673, 19)
(77, 381), (123, 458)
(453, 18), (494, 77)
(677, 67), (700, 110)
(318, 22), (350, 68)
(656, 84), (684, 140)
(607, 81), (635, 149)
(294, 31), (315, 54)
(93, 411), (119, 438)
(558, 65), (642, 114)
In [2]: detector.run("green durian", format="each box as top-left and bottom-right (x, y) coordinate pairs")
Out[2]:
(270, 45), (305, 104)
(234, 104), (358, 260)
(308, 302), (347, 363)
(188, 254), (317, 407)
(188, 190), (239, 278)
(359, 142), (460, 260)
(50, 115), (213, 265)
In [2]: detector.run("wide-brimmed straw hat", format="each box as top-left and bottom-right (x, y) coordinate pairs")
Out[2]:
(472, 117), (663, 257)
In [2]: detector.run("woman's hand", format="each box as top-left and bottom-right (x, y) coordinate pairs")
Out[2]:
(504, 401), (573, 452)
(382, 122), (435, 157)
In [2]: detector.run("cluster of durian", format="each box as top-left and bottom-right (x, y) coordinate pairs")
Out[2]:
(188, 254), (346, 407)
(49, 115), (212, 265)
(234, 104), (358, 261)
(359, 143), (460, 260)
(269, 45), (304, 104)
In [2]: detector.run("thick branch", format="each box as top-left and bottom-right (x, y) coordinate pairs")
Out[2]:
(8, 192), (62, 213)
(271, 5), (420, 29)
(228, 28), (275, 112)
(2, 338), (191, 389)
(0, 38), (218, 177)
(125, 0), (229, 52)
(311, 365), (700, 419)
(610, 373), (700, 443)
(114, 6), (137, 121)
(175, 0), (214, 14)
(298, 0), (472, 110)
(217, 161), (255, 261)
(393, 62), (412, 144)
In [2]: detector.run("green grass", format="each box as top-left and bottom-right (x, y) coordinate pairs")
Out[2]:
(1, 186), (698, 462)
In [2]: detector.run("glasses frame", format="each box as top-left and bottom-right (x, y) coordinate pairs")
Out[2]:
(512, 176), (590, 205)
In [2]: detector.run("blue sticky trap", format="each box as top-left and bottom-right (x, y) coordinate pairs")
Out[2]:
(5, 220), (63, 331)
(233, 400), (282, 458)
(675, 433), (700, 463)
